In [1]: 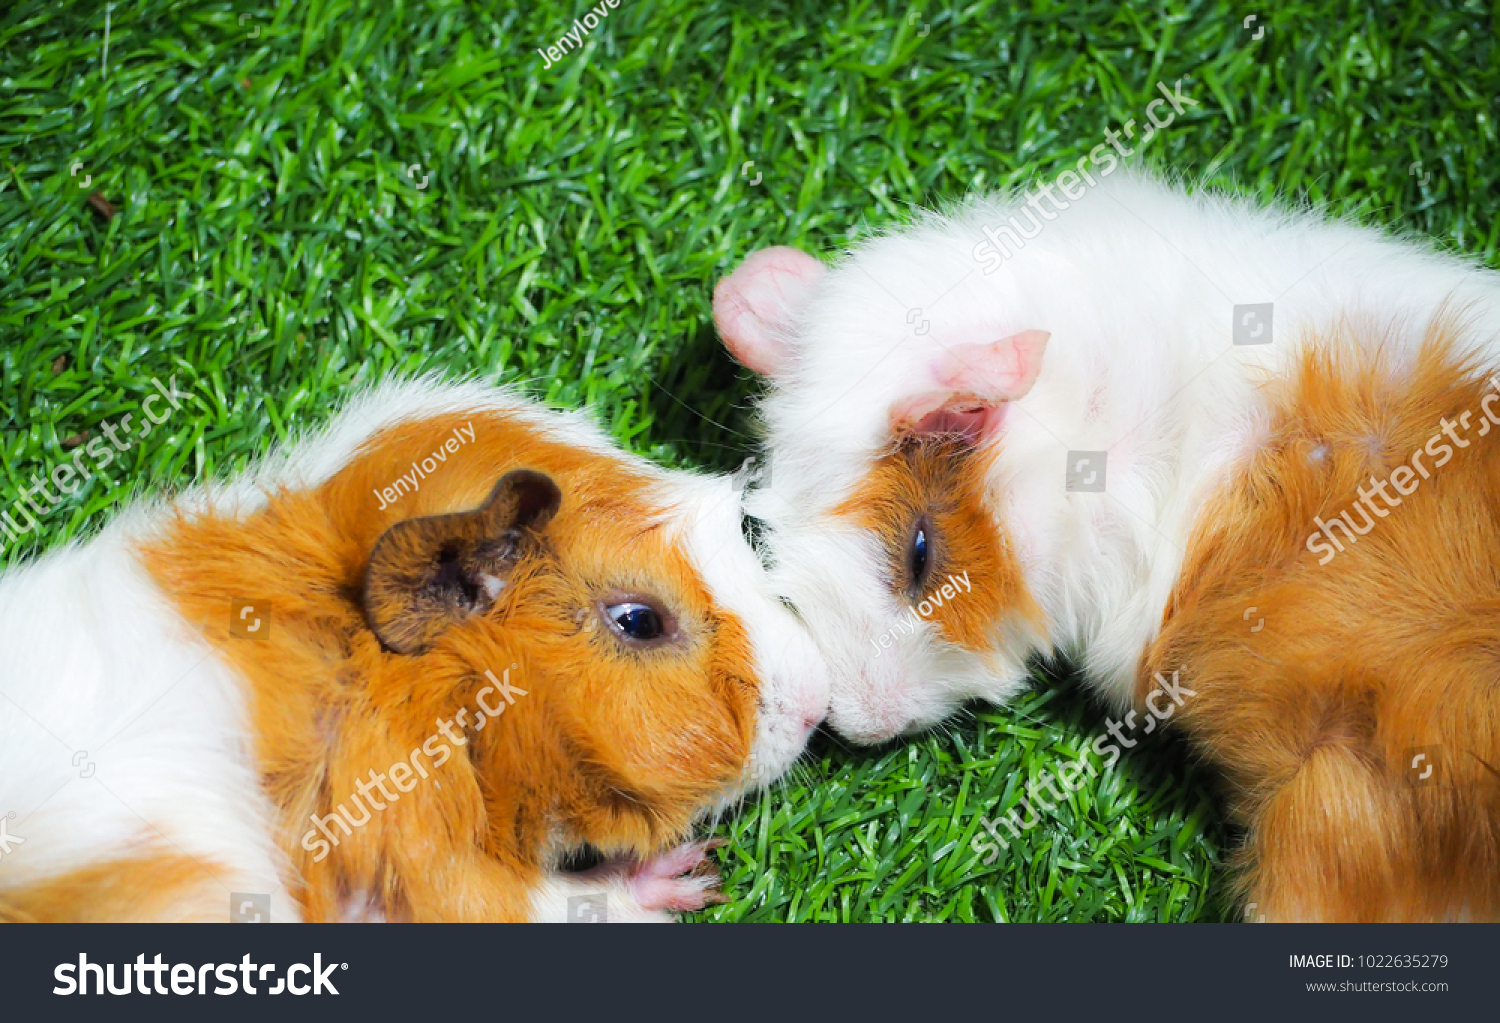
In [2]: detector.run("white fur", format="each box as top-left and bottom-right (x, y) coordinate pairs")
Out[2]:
(528, 872), (679, 923)
(748, 172), (1500, 742)
(0, 377), (828, 918)
(0, 513), (295, 918)
(664, 472), (829, 797)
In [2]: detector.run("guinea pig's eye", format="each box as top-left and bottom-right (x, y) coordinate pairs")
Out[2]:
(608, 602), (662, 639)
(598, 597), (675, 645)
(907, 516), (933, 591)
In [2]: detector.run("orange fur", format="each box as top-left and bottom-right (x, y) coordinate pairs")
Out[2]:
(836, 435), (1041, 652)
(1143, 325), (1500, 920)
(0, 853), (232, 922)
(138, 411), (757, 922)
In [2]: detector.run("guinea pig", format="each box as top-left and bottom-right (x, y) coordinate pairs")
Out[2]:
(0, 377), (829, 922)
(714, 171), (1500, 920)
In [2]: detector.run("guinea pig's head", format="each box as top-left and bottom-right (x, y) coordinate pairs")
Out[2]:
(356, 411), (828, 863)
(714, 244), (1049, 744)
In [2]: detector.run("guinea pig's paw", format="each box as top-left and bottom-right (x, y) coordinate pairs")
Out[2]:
(627, 840), (730, 913)
(533, 873), (677, 923)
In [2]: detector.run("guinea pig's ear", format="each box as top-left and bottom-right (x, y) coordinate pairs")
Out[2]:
(892, 329), (1050, 446)
(713, 245), (826, 378)
(363, 469), (562, 655)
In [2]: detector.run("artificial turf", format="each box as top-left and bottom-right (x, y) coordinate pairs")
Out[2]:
(3, 0), (1497, 922)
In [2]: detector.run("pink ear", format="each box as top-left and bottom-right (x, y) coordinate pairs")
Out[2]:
(891, 330), (1050, 444)
(713, 246), (826, 378)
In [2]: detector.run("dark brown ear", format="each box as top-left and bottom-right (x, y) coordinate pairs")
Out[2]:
(363, 469), (562, 654)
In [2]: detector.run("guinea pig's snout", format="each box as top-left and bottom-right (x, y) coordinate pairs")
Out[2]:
(828, 669), (924, 746)
(830, 709), (905, 746)
(799, 655), (833, 735)
(728, 579), (834, 792)
(766, 671), (828, 737)
(798, 694), (826, 734)
(736, 662), (829, 797)
(762, 645), (831, 746)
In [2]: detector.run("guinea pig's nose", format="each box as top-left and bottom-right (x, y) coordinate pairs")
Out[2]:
(832, 691), (906, 745)
(798, 688), (827, 733)
(847, 721), (902, 745)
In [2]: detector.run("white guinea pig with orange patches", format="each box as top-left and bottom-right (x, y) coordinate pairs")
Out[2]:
(0, 377), (828, 922)
(717, 171), (1500, 921)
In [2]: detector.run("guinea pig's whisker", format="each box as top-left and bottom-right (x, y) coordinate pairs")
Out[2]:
(818, 729), (857, 755)
(647, 378), (751, 439)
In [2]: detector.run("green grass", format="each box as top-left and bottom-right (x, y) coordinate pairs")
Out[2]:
(3, 0), (1497, 921)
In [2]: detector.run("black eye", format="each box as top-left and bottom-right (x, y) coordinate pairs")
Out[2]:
(603, 601), (665, 641)
(908, 518), (932, 588)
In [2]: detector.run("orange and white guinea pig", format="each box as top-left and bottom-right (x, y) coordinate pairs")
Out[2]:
(0, 377), (829, 922)
(715, 171), (1500, 921)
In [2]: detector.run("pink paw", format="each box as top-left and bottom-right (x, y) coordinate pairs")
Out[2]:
(628, 840), (729, 912)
